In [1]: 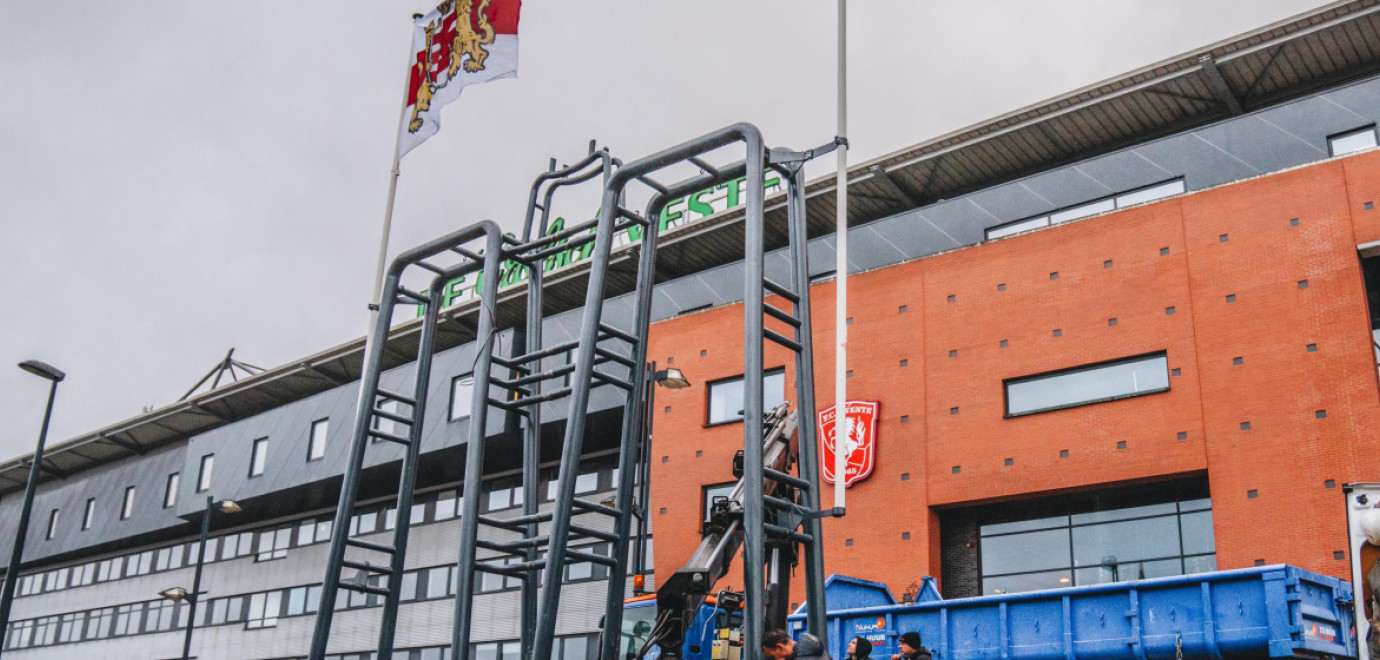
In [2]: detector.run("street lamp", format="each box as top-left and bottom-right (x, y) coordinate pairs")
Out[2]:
(629, 364), (691, 594)
(161, 497), (240, 660)
(653, 368), (690, 389)
(0, 360), (66, 658)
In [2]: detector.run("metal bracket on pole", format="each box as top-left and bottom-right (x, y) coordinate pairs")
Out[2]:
(802, 507), (847, 521)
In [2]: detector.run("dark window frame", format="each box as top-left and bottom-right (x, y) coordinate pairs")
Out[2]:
(196, 455), (214, 493)
(985, 178), (1186, 241)
(248, 438), (268, 478)
(704, 367), (787, 427)
(1003, 351), (1170, 418)
(45, 509), (59, 541)
(119, 487), (136, 521)
(81, 498), (95, 531)
(307, 418), (328, 462)
(702, 481), (736, 525)
(163, 473), (179, 509)
(1328, 124), (1378, 157)
(448, 373), (475, 422)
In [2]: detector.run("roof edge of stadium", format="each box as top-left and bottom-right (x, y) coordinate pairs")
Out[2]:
(4, 0), (1377, 492)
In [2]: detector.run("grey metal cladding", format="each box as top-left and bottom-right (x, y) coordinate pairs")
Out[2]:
(1019, 166), (1116, 210)
(0, 443), (188, 570)
(966, 182), (1053, 225)
(1071, 152), (1177, 196)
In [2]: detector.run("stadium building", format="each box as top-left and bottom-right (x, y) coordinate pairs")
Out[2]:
(7, 2), (1380, 657)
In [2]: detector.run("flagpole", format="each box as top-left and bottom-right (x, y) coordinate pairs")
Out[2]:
(833, 0), (849, 512)
(361, 15), (424, 368)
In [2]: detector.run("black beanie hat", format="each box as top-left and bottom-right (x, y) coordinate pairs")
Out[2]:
(899, 631), (923, 650)
(852, 636), (873, 657)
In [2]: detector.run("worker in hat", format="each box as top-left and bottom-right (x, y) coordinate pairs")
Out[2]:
(891, 632), (932, 660)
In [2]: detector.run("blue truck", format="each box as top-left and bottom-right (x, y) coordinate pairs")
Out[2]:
(620, 565), (1356, 660)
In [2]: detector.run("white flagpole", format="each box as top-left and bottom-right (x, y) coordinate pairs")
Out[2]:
(833, 0), (849, 511)
(360, 15), (425, 365)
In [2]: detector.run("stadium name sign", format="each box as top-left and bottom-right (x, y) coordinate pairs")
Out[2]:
(413, 172), (783, 316)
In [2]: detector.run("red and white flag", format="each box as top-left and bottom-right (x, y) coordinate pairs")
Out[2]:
(400, 0), (522, 157)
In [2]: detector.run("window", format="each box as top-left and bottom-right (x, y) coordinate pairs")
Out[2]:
(703, 482), (736, 523)
(1330, 125), (1378, 156)
(986, 179), (1186, 240)
(120, 487), (136, 520)
(1005, 352), (1169, 417)
(450, 374), (475, 421)
(975, 479), (1214, 595)
(308, 419), (328, 461)
(82, 499), (95, 531)
(164, 473), (179, 508)
(706, 369), (786, 424)
(45, 509), (59, 540)
(197, 455), (214, 492)
(249, 438), (268, 477)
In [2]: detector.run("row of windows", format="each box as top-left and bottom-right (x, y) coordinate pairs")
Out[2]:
(273, 635), (598, 660)
(4, 540), (644, 652)
(42, 376), (481, 542)
(985, 179), (1186, 241)
(14, 459), (620, 599)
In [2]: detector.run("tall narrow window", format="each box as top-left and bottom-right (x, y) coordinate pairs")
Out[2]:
(120, 487), (136, 520)
(82, 498), (95, 531)
(249, 438), (268, 477)
(308, 419), (328, 461)
(164, 473), (179, 508)
(197, 455), (214, 492)
(45, 509), (59, 540)
(450, 374), (475, 421)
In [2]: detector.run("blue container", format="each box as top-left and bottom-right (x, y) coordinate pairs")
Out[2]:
(788, 566), (1355, 660)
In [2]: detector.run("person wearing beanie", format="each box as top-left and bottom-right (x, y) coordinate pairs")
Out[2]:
(848, 636), (874, 659)
(891, 631), (932, 660)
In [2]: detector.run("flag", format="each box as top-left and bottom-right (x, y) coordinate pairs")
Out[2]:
(400, 0), (522, 157)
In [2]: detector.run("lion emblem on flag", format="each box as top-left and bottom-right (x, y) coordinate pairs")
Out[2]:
(408, 0), (497, 133)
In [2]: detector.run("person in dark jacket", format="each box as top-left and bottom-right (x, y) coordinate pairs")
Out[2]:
(794, 632), (831, 660)
(891, 631), (933, 660)
(848, 636), (873, 659)
(762, 629), (796, 660)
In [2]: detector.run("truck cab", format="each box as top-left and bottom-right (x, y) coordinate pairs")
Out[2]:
(620, 594), (744, 660)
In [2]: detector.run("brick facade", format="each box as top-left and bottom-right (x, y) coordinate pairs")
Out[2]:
(644, 150), (1380, 601)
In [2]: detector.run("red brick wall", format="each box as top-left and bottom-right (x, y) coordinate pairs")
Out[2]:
(644, 150), (1380, 603)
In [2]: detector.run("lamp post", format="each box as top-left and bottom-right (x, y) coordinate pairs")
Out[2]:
(0, 360), (65, 657)
(629, 364), (690, 594)
(161, 496), (240, 660)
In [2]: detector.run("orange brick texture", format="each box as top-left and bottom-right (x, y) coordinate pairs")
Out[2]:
(643, 150), (1380, 603)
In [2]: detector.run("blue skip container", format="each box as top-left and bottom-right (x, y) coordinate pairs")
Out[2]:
(788, 566), (1355, 659)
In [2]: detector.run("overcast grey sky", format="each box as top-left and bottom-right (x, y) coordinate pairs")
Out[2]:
(0, 0), (1332, 463)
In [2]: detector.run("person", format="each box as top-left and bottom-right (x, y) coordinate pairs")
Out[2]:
(794, 632), (830, 660)
(762, 629), (796, 660)
(848, 636), (873, 659)
(1360, 508), (1380, 657)
(891, 631), (932, 660)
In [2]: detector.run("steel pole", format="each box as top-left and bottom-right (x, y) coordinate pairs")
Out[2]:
(180, 496), (214, 660)
(635, 363), (655, 583)
(833, 0), (849, 512)
(0, 377), (59, 657)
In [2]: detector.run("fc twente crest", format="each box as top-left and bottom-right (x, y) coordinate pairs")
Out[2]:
(818, 401), (879, 488)
(408, 0), (497, 133)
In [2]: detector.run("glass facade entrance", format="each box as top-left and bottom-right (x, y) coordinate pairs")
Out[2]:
(976, 479), (1215, 595)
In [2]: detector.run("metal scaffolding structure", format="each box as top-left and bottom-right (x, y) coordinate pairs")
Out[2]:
(307, 123), (836, 660)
